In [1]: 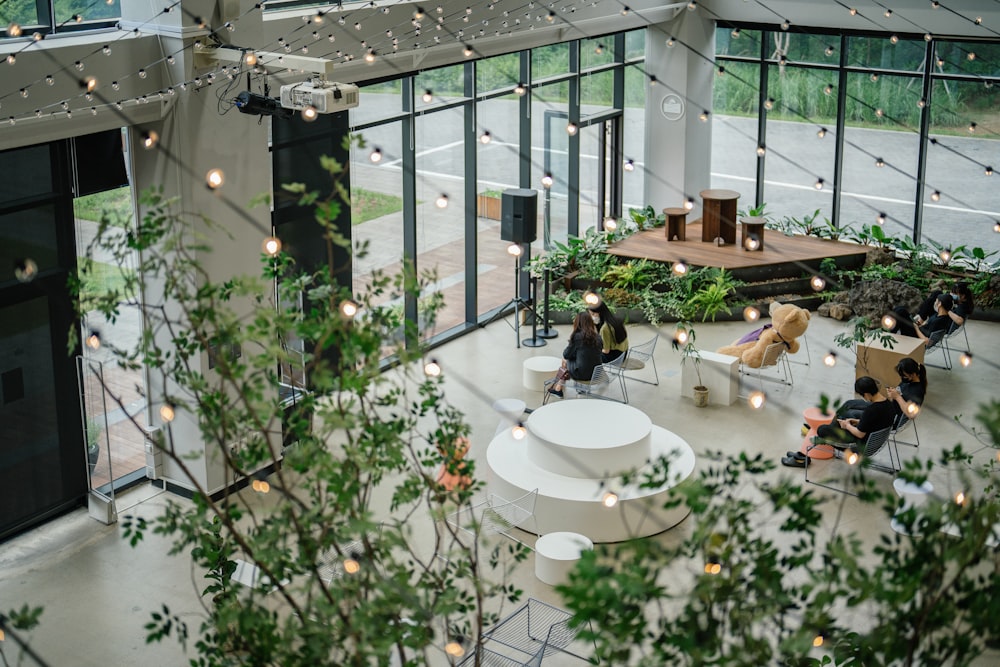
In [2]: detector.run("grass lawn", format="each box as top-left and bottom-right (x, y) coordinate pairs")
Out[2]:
(352, 187), (404, 225)
(74, 187), (133, 224)
(78, 258), (135, 310)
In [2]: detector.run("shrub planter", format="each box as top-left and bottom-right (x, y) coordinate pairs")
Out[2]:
(476, 194), (502, 220)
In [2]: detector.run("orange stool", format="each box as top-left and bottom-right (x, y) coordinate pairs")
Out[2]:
(800, 407), (836, 459)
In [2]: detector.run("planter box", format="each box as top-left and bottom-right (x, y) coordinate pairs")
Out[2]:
(477, 194), (502, 220)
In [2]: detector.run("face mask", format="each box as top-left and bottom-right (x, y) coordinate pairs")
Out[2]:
(591, 314), (601, 324)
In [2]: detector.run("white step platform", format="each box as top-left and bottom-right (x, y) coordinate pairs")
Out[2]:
(487, 401), (696, 543)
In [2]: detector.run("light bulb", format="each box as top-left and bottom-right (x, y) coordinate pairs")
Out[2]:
(602, 491), (619, 508)
(959, 351), (972, 367)
(623, 159), (635, 172)
(881, 314), (896, 330)
(825, 45), (835, 56)
(849, 7), (857, 16)
(823, 351), (837, 367)
(968, 52), (976, 61)
(875, 108), (884, 117)
(364, 50), (375, 63)
(159, 404), (176, 423)
(672, 260), (688, 276)
(917, 98), (926, 109)
(514, 83), (526, 95)
(955, 491), (965, 505)
(924, 33), (932, 42)
(507, 244), (524, 258)
(479, 131), (491, 144)
(245, 51), (257, 66)
(968, 122), (977, 133)
(704, 561), (721, 575)
(370, 148), (383, 163)
(814, 178), (825, 190)
(846, 450), (859, 465)
(511, 422), (527, 440)
(343, 558), (360, 574)
(141, 131), (158, 149)
(875, 157), (885, 168)
(666, 36), (675, 47)
(813, 634), (825, 648)
(995, 221), (1000, 233)
(870, 73), (879, 83)
(423, 359), (442, 377)
(604, 218), (617, 231)
(14, 258), (37, 282)
(684, 198), (694, 210)
(939, 249), (951, 263)
(687, 1), (697, 9)
(745, 236), (760, 251)
(86, 332), (101, 350)
(541, 173), (554, 188)
(763, 98), (774, 111)
(985, 166), (993, 176)
(422, 90), (433, 103)
(890, 35), (898, 44)
(566, 122), (578, 135)
(302, 106), (318, 122)
(463, 45), (474, 57)
(444, 641), (465, 657)
(674, 327), (689, 345)
(817, 127), (827, 138)
(340, 300), (359, 318)
(743, 306), (760, 322)
(877, 212), (886, 225)
(583, 291), (600, 307)
(748, 391), (766, 409)
(906, 402), (920, 417)
(435, 194), (448, 208)
(206, 169), (224, 189)
(731, 28), (740, 38)
(780, 20), (789, 30)
(757, 145), (766, 156)
(931, 190), (941, 202)
(7, 22), (22, 36)
(262, 237), (281, 255)
(6, 54), (15, 65)
(885, 8), (893, 17)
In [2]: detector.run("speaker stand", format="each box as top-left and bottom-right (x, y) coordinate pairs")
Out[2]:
(521, 276), (547, 347)
(480, 252), (545, 349)
(536, 268), (559, 339)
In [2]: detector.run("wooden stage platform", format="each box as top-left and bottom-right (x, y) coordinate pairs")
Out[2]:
(608, 221), (868, 280)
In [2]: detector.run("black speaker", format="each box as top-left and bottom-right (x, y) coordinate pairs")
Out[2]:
(500, 188), (538, 244)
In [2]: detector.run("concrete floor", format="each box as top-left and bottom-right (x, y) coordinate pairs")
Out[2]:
(1, 312), (998, 666)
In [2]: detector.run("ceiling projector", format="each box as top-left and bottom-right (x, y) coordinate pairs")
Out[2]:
(280, 80), (360, 114)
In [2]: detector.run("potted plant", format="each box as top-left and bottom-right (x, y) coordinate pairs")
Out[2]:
(476, 188), (503, 220)
(675, 323), (709, 407)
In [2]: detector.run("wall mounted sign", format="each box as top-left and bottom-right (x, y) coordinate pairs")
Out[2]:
(660, 94), (684, 121)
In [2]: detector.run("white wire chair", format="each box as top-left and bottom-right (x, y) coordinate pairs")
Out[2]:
(738, 342), (793, 393)
(444, 489), (538, 549)
(923, 328), (952, 369)
(891, 411), (921, 449)
(542, 360), (628, 405)
(620, 334), (659, 386)
(457, 598), (596, 666)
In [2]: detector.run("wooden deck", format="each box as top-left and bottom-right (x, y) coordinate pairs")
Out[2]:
(608, 220), (867, 279)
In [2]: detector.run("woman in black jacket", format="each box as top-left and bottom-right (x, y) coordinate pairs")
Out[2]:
(548, 311), (603, 398)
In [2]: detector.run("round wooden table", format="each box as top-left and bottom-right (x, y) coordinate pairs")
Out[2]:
(699, 189), (740, 245)
(663, 207), (689, 241)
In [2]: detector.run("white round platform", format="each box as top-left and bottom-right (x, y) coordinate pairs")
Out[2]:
(535, 531), (594, 586)
(523, 356), (562, 391)
(487, 402), (696, 543)
(492, 398), (527, 435)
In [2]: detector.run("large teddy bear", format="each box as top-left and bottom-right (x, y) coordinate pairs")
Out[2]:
(716, 301), (811, 368)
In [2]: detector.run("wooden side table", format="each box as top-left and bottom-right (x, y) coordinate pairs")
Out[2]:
(856, 333), (926, 390)
(699, 189), (740, 244)
(740, 216), (766, 251)
(663, 207), (689, 241)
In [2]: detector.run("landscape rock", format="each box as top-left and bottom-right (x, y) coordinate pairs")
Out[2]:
(848, 280), (921, 322)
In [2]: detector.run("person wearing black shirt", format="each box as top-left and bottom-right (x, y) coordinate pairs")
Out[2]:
(915, 281), (973, 329)
(815, 376), (897, 447)
(892, 293), (954, 345)
(547, 311), (603, 398)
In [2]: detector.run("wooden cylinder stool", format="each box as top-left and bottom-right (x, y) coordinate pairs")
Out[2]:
(663, 207), (688, 241)
(740, 216), (766, 251)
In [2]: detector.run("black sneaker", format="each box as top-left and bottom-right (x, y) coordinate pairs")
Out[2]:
(547, 387), (564, 398)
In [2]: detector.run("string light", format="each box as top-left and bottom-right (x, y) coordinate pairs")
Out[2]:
(583, 291), (600, 307)
(566, 122), (578, 136)
(602, 491), (619, 508)
(930, 190), (941, 202)
(825, 45), (835, 56)
(985, 166), (993, 176)
(251, 479), (271, 493)
(343, 556), (361, 574)
(507, 243), (522, 257)
(890, 35), (898, 44)
(763, 98), (774, 111)
(141, 131), (158, 149)
(435, 194), (449, 208)
(884, 8), (893, 17)
(86, 332), (101, 350)
(780, 20), (789, 30)
(906, 402), (920, 417)
(423, 359), (442, 377)
(514, 82), (526, 95)
(917, 98), (926, 109)
(14, 258), (37, 282)
(704, 561), (722, 575)
(623, 158), (635, 172)
(731, 28), (740, 38)
(881, 314), (896, 330)
(967, 52), (976, 61)
(877, 212), (886, 225)
(85, 77), (97, 92)
(824, 84), (833, 96)
(756, 145), (766, 156)
(684, 198), (694, 211)
(159, 403), (176, 423)
(968, 122), (977, 133)
(813, 633), (825, 648)
(666, 36), (675, 47)
(875, 157), (885, 168)
(672, 260), (689, 276)
(924, 33), (932, 42)
(479, 131), (491, 144)
(814, 178), (825, 190)
(748, 391), (766, 409)
(817, 127), (827, 138)
(205, 169), (224, 189)
(699, 110), (709, 122)
(939, 248), (951, 263)
(302, 106), (318, 122)
(7, 22), (22, 36)
(823, 351), (837, 367)
(603, 217), (618, 231)
(340, 300), (359, 318)
(846, 449), (860, 465)
(444, 640), (465, 658)
(955, 491), (966, 505)
(511, 422), (527, 440)
(370, 148), (383, 163)
(541, 172), (554, 188)
(849, 7), (857, 16)
(743, 306), (760, 322)
(959, 351), (972, 367)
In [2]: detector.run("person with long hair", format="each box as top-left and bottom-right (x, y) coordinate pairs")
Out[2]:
(588, 300), (629, 363)
(915, 281), (974, 329)
(892, 292), (954, 345)
(886, 357), (927, 416)
(547, 311), (603, 398)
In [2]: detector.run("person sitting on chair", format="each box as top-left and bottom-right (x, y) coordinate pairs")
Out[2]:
(838, 357), (927, 421)
(914, 281), (974, 329)
(547, 311), (603, 398)
(815, 376), (898, 446)
(588, 300), (629, 363)
(891, 293), (954, 346)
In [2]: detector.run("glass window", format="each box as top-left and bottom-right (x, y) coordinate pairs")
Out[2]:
(581, 38), (614, 71)
(580, 70), (614, 116)
(782, 32), (841, 65)
(415, 64), (466, 109)
(416, 106), (467, 336)
(716, 27), (762, 59)
(532, 43), (569, 80)
(350, 81), (402, 126)
(532, 81), (570, 247)
(934, 41), (1000, 78)
(924, 80), (999, 255)
(840, 72), (918, 240)
(57, 0), (119, 26)
(711, 61), (760, 206)
(624, 28), (645, 61)
(622, 65), (646, 210)
(847, 36), (925, 72)
(477, 53), (520, 93)
(762, 64), (836, 224)
(1, 206), (59, 283)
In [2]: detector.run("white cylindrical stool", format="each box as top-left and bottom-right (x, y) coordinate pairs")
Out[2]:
(523, 356), (562, 391)
(492, 398), (527, 435)
(535, 531), (593, 586)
